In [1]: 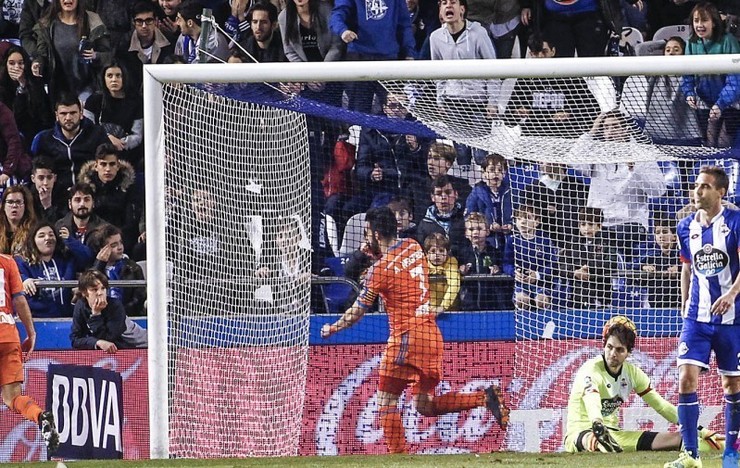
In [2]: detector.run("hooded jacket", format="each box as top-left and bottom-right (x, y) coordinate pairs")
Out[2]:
(78, 159), (141, 249)
(430, 20), (500, 105)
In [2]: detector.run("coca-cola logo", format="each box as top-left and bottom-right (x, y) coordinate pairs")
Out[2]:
(314, 352), (503, 455)
(302, 339), (725, 455)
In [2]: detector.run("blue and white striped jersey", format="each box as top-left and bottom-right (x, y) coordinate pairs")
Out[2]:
(677, 208), (740, 325)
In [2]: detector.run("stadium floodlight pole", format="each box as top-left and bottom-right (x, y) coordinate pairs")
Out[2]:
(143, 68), (168, 459)
(143, 54), (740, 84)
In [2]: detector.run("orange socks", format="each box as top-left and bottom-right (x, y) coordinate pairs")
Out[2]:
(432, 391), (486, 416)
(12, 395), (42, 424)
(379, 405), (407, 454)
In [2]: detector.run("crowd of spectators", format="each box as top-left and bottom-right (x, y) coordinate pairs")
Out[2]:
(0, 0), (738, 318)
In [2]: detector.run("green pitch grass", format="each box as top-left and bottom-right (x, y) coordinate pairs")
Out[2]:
(4, 452), (729, 468)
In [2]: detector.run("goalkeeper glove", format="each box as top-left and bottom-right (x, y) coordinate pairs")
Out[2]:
(591, 421), (623, 453)
(698, 426), (725, 451)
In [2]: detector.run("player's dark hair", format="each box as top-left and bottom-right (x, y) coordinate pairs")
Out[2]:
(699, 165), (729, 193)
(578, 206), (603, 225)
(78, 269), (109, 291)
(603, 320), (636, 352)
(366, 206), (397, 241)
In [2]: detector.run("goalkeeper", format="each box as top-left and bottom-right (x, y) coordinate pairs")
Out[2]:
(564, 316), (723, 454)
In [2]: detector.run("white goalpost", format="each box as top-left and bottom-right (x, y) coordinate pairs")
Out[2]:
(145, 55), (740, 458)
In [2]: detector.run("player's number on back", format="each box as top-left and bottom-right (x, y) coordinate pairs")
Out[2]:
(410, 265), (427, 301)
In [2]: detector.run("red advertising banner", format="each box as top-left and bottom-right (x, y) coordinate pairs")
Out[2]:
(0, 339), (725, 461)
(299, 338), (724, 455)
(0, 350), (148, 463)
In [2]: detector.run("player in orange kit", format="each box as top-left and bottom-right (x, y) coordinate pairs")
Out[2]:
(321, 206), (508, 453)
(0, 254), (59, 453)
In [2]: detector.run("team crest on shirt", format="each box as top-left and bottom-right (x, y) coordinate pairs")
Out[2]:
(678, 341), (689, 356)
(694, 243), (729, 277)
(720, 224), (731, 236)
(366, 0), (388, 20)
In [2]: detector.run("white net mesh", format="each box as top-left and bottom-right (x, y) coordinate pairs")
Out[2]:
(384, 76), (728, 162)
(381, 72), (735, 450)
(160, 83), (312, 457)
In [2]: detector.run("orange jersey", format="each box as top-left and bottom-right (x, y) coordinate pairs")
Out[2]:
(358, 238), (433, 337)
(0, 254), (23, 343)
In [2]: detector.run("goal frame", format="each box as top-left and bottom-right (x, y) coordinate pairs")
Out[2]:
(143, 54), (740, 459)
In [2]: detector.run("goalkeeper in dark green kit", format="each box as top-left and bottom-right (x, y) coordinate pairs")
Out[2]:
(564, 316), (724, 454)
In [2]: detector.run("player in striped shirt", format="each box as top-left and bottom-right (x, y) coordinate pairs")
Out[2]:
(321, 206), (508, 453)
(668, 166), (740, 468)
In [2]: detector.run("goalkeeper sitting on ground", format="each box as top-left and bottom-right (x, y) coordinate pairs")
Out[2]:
(564, 316), (723, 454)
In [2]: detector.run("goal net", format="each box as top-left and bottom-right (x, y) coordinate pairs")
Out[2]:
(147, 82), (312, 457)
(145, 54), (739, 456)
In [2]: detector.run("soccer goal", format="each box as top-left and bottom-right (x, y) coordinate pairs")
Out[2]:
(144, 54), (740, 457)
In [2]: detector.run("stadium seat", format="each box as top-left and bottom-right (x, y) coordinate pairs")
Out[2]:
(339, 212), (366, 257)
(621, 27), (644, 50)
(652, 24), (691, 42)
(320, 257), (354, 315)
(325, 214), (340, 257)
(634, 40), (666, 57)
(137, 260), (147, 279)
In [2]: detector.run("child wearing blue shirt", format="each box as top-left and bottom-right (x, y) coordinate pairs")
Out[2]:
(503, 204), (557, 310)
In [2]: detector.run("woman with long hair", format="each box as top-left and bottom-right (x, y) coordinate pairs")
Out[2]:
(84, 61), (143, 166)
(0, 45), (53, 146)
(277, 0), (344, 105)
(15, 221), (91, 318)
(680, 2), (740, 147)
(32, 0), (111, 101)
(0, 185), (37, 255)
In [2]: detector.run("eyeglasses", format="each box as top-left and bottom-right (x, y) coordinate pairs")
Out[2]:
(5, 200), (24, 206)
(134, 18), (156, 26)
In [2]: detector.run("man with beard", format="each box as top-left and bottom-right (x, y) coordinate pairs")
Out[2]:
(32, 94), (109, 193)
(174, 0), (229, 63)
(321, 206), (509, 454)
(238, 2), (284, 63)
(55, 182), (108, 246)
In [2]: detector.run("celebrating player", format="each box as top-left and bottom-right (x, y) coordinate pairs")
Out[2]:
(0, 254), (59, 453)
(565, 315), (723, 455)
(666, 166), (740, 468)
(321, 206), (508, 454)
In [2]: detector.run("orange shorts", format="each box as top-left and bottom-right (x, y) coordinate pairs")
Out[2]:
(0, 341), (23, 387)
(379, 321), (443, 395)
